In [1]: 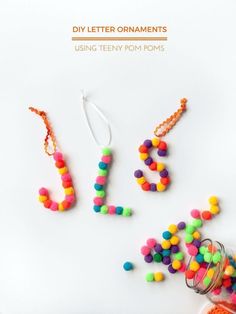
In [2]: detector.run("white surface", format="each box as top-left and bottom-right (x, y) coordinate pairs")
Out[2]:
(0, 0), (236, 313)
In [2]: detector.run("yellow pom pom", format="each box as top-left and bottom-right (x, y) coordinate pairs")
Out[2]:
(154, 272), (165, 282)
(38, 195), (48, 202)
(64, 187), (74, 195)
(58, 167), (68, 175)
(140, 153), (149, 161)
(172, 260), (181, 270)
(161, 240), (171, 249)
(193, 231), (201, 240)
(168, 224), (178, 234)
(170, 235), (180, 245)
(58, 203), (65, 211)
(152, 138), (160, 147)
(157, 163), (165, 172)
(156, 182), (166, 192)
(209, 196), (218, 206)
(225, 265), (235, 276)
(137, 177), (146, 185)
(210, 205), (220, 215)
(190, 261), (200, 272)
(207, 268), (215, 279)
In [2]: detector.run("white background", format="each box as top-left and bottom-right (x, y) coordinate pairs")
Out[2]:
(0, 0), (236, 313)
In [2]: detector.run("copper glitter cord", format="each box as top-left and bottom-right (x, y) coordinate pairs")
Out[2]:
(154, 98), (187, 138)
(29, 107), (57, 156)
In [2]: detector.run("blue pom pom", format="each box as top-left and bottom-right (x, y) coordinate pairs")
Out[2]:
(99, 162), (107, 170)
(94, 183), (103, 191)
(116, 206), (123, 215)
(162, 231), (172, 240)
(93, 205), (101, 212)
(123, 261), (133, 271)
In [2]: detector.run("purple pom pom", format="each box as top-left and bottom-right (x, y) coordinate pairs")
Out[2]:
(143, 139), (152, 148)
(134, 170), (143, 178)
(144, 254), (153, 263)
(158, 149), (167, 157)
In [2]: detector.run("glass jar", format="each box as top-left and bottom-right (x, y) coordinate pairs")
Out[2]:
(186, 239), (236, 313)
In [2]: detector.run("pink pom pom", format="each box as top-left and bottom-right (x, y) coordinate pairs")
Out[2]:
(108, 206), (116, 214)
(96, 176), (106, 185)
(179, 263), (186, 272)
(61, 173), (71, 182)
(190, 209), (200, 219)
(39, 187), (48, 196)
(185, 243), (191, 248)
(50, 202), (58, 211)
(53, 151), (64, 161)
(66, 195), (75, 204)
(195, 267), (206, 282)
(93, 197), (103, 206)
(212, 287), (221, 295)
(140, 245), (151, 256)
(188, 245), (198, 256)
(231, 293), (236, 304)
(146, 238), (157, 249)
(102, 155), (112, 164)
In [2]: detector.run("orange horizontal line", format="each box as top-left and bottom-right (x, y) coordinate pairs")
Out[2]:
(72, 36), (167, 41)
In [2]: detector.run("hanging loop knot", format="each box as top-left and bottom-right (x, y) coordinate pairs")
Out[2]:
(154, 98), (187, 138)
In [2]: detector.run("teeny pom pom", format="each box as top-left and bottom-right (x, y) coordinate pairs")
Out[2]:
(65, 194), (75, 203)
(55, 160), (65, 168)
(93, 197), (103, 206)
(53, 151), (63, 161)
(50, 201), (58, 211)
(39, 187), (48, 196)
(141, 246), (151, 256)
(156, 182), (166, 192)
(201, 211), (212, 220)
(38, 195), (48, 202)
(142, 182), (150, 191)
(190, 209), (201, 219)
(62, 200), (71, 210)
(139, 145), (148, 153)
(62, 181), (73, 188)
(102, 155), (111, 164)
(160, 177), (170, 186)
(96, 176), (107, 185)
(61, 173), (72, 182)
(208, 196), (218, 205)
(123, 261), (134, 271)
(64, 187), (74, 195)
(44, 199), (52, 208)
(108, 206), (116, 214)
(134, 170), (143, 178)
(58, 167), (68, 175)
(146, 238), (157, 248)
(159, 141), (167, 151)
(102, 147), (111, 156)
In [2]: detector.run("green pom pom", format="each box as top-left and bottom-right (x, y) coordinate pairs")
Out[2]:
(98, 169), (108, 176)
(199, 246), (207, 255)
(192, 219), (203, 228)
(212, 251), (222, 264)
(100, 205), (108, 214)
(185, 224), (196, 234)
(204, 252), (213, 263)
(174, 252), (184, 261)
(185, 234), (193, 243)
(153, 253), (162, 263)
(203, 276), (211, 287)
(122, 207), (132, 217)
(96, 190), (105, 198)
(102, 147), (111, 156)
(146, 272), (154, 282)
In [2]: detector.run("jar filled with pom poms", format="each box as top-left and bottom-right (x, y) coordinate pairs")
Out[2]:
(186, 238), (236, 313)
